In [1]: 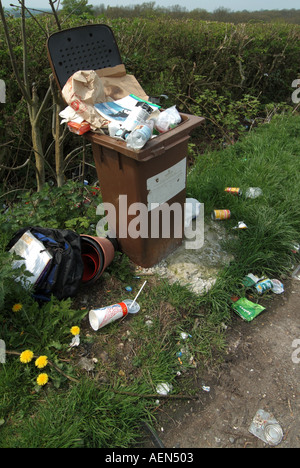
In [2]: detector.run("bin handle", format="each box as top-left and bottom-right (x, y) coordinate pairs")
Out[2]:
(150, 146), (165, 158)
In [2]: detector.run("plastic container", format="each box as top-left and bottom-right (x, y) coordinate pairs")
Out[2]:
(126, 120), (154, 150)
(80, 235), (115, 284)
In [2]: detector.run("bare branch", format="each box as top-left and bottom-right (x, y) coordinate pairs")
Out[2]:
(0, 0), (32, 103)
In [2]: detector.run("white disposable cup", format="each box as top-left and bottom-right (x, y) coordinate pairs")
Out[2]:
(89, 299), (140, 331)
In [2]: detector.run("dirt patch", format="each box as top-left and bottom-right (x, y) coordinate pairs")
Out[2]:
(147, 277), (300, 448)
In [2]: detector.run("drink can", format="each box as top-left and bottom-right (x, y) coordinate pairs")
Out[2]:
(255, 279), (273, 294)
(224, 187), (242, 196)
(89, 299), (140, 331)
(211, 209), (231, 220)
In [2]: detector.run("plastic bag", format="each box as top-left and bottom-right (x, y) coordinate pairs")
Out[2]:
(155, 106), (181, 133)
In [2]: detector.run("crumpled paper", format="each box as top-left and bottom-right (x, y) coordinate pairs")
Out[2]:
(59, 106), (83, 124)
(62, 70), (112, 131)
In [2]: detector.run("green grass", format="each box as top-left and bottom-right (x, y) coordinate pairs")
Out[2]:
(1, 112), (300, 447)
(188, 112), (300, 279)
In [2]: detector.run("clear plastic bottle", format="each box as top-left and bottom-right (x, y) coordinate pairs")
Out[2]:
(115, 102), (153, 140)
(126, 120), (154, 150)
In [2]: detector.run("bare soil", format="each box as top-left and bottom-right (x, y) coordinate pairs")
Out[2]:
(146, 277), (300, 449)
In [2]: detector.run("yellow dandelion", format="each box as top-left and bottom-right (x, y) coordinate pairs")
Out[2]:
(12, 303), (23, 312)
(20, 350), (34, 364)
(35, 355), (48, 369)
(36, 373), (49, 386)
(70, 326), (80, 336)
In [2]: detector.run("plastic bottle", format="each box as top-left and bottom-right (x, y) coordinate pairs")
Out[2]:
(115, 102), (153, 140)
(126, 120), (154, 150)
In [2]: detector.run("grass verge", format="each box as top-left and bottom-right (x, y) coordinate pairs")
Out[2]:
(1, 112), (300, 447)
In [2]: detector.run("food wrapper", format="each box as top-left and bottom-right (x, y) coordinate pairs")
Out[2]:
(232, 297), (265, 321)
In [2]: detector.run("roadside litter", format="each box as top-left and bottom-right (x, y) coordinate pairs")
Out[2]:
(211, 209), (231, 220)
(242, 273), (284, 295)
(156, 382), (173, 396)
(231, 296), (266, 322)
(7, 227), (116, 302)
(88, 281), (146, 331)
(249, 409), (283, 446)
(7, 227), (84, 301)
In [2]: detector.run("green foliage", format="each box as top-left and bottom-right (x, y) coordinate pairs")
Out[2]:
(61, 0), (94, 17)
(1, 14), (300, 192)
(0, 180), (102, 237)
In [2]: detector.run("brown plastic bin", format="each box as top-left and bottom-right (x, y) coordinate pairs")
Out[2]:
(85, 113), (205, 268)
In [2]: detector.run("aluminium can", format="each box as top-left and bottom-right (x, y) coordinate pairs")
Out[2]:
(211, 209), (231, 220)
(224, 187), (242, 196)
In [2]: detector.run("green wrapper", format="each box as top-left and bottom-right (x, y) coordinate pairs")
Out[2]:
(232, 297), (266, 321)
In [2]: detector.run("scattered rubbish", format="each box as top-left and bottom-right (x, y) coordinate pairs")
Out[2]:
(89, 281), (146, 330)
(232, 297), (266, 321)
(245, 187), (263, 199)
(211, 209), (231, 220)
(69, 334), (80, 348)
(249, 409), (283, 446)
(202, 385), (211, 392)
(242, 274), (284, 295)
(255, 279), (273, 294)
(7, 227), (83, 301)
(89, 299), (140, 331)
(242, 273), (262, 287)
(255, 278), (284, 295)
(224, 187), (242, 196)
(184, 198), (202, 228)
(180, 332), (191, 340)
(145, 319), (153, 328)
(77, 357), (95, 372)
(156, 382), (173, 396)
(270, 279), (284, 294)
(233, 221), (248, 229)
(80, 235), (115, 285)
(292, 264), (300, 280)
(125, 286), (133, 292)
(9, 230), (53, 288)
(291, 243), (300, 254)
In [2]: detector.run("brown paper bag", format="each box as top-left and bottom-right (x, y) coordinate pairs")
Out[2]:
(62, 65), (149, 131)
(96, 64), (149, 101)
(62, 70), (111, 130)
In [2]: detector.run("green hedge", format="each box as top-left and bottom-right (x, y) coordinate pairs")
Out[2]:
(1, 14), (300, 189)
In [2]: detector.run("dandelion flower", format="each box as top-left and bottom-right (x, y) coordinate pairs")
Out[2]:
(12, 303), (22, 312)
(36, 373), (49, 386)
(20, 350), (34, 364)
(70, 326), (80, 336)
(35, 355), (48, 369)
